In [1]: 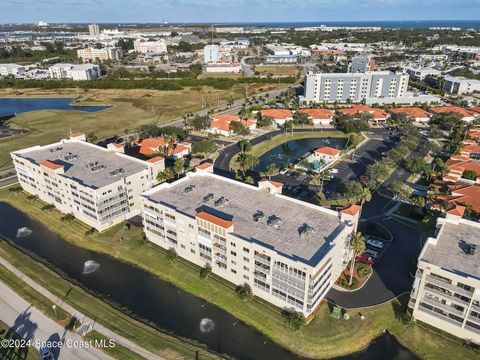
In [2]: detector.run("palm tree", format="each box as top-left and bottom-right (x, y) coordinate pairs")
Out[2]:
(349, 232), (366, 286)
(173, 158), (185, 179)
(239, 139), (252, 154)
(237, 153), (259, 175)
(265, 163), (279, 180)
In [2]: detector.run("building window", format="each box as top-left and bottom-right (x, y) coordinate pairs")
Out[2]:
(243, 247), (249, 253)
(231, 269), (237, 274)
(243, 266), (249, 271)
(230, 251), (237, 256)
(243, 256), (249, 262)
(243, 275), (249, 280)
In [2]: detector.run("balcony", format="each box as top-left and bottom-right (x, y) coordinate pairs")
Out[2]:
(465, 324), (480, 335)
(425, 275), (474, 298)
(417, 305), (463, 327)
(424, 287), (470, 306)
(421, 297), (465, 318)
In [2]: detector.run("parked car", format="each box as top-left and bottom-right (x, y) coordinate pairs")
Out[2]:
(357, 254), (376, 265)
(329, 168), (338, 174)
(364, 249), (381, 259)
(40, 347), (54, 360)
(366, 238), (385, 249)
(280, 168), (289, 175)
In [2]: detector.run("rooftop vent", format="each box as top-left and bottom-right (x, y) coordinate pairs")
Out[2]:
(63, 152), (79, 161)
(253, 210), (265, 222)
(214, 196), (228, 207)
(184, 185), (195, 193)
(459, 240), (477, 256)
(109, 168), (124, 176)
(49, 146), (63, 153)
(203, 193), (214, 203)
(91, 164), (106, 172)
(299, 223), (315, 237)
(267, 215), (282, 229)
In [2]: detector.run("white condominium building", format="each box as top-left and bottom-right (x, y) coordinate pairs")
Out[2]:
(133, 39), (167, 53)
(77, 47), (122, 62)
(88, 24), (100, 36)
(443, 76), (480, 95)
(141, 171), (360, 315)
(409, 213), (480, 343)
(0, 63), (26, 77)
(49, 63), (101, 80)
(301, 71), (409, 104)
(204, 44), (219, 64)
(11, 134), (164, 232)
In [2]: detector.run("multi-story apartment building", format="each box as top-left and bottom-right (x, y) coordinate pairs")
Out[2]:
(49, 63), (100, 80)
(0, 63), (25, 77)
(204, 45), (219, 63)
(301, 71), (409, 104)
(141, 171), (360, 316)
(133, 39), (167, 53)
(88, 24), (100, 36)
(348, 56), (375, 73)
(11, 134), (164, 232)
(409, 213), (480, 343)
(77, 47), (122, 62)
(443, 76), (480, 95)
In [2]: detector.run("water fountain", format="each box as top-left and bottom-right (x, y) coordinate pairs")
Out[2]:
(199, 318), (215, 333)
(82, 260), (100, 275)
(16, 227), (32, 238)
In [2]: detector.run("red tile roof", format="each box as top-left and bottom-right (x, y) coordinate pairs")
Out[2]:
(138, 137), (167, 155)
(298, 108), (333, 119)
(315, 146), (341, 156)
(259, 179), (283, 188)
(437, 184), (480, 214)
(389, 107), (431, 119)
(340, 204), (361, 216)
(211, 114), (240, 122)
(260, 109), (292, 120)
(446, 205), (466, 217)
(146, 156), (164, 163)
(39, 160), (63, 170)
(430, 107), (476, 117)
(195, 211), (233, 228)
(69, 132), (85, 138)
(196, 162), (213, 170)
(339, 105), (388, 120)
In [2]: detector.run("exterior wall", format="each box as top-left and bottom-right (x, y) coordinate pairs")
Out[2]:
(77, 47), (121, 62)
(0, 64), (25, 76)
(314, 152), (340, 162)
(204, 45), (219, 63)
(134, 40), (167, 53)
(11, 141), (154, 232)
(444, 77), (480, 95)
(409, 218), (480, 343)
(303, 72), (409, 104)
(141, 182), (356, 316)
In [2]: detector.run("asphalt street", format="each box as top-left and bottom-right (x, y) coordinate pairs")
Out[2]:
(0, 281), (111, 360)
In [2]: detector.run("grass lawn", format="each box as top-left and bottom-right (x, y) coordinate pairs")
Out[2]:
(0, 84), (284, 169)
(0, 188), (476, 359)
(0, 318), (39, 360)
(230, 131), (348, 171)
(197, 73), (244, 79)
(255, 65), (299, 77)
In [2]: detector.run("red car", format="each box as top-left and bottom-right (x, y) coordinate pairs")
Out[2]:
(356, 254), (376, 265)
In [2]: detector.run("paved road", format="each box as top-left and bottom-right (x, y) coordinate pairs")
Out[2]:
(0, 281), (111, 360)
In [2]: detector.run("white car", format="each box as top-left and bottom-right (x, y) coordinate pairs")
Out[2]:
(364, 249), (380, 259)
(280, 168), (289, 175)
(366, 238), (385, 249)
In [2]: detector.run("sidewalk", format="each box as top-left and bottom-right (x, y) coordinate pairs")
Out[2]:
(0, 256), (163, 360)
(0, 281), (110, 360)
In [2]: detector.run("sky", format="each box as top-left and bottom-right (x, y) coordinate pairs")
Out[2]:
(1, 0), (480, 24)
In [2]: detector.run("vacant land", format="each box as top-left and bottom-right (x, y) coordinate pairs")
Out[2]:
(0, 83), (283, 169)
(255, 65), (299, 77)
(0, 188), (475, 360)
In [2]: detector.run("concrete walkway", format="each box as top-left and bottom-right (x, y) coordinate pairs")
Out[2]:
(0, 281), (110, 360)
(0, 256), (163, 360)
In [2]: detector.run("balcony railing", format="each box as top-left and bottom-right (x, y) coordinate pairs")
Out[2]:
(418, 305), (463, 327)
(424, 287), (471, 306)
(421, 296), (465, 318)
(425, 275), (474, 298)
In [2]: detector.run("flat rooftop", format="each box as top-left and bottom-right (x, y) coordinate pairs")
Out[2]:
(422, 220), (480, 279)
(15, 140), (147, 189)
(145, 173), (343, 265)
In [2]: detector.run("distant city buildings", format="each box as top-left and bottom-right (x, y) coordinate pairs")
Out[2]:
(301, 71), (409, 104)
(49, 63), (101, 80)
(403, 66), (441, 81)
(141, 171), (359, 316)
(0, 63), (25, 77)
(443, 76), (480, 95)
(11, 133), (163, 232)
(133, 39), (167, 53)
(77, 47), (122, 62)
(348, 56), (375, 73)
(409, 213), (480, 343)
(88, 24), (100, 36)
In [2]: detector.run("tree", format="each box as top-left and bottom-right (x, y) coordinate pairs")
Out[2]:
(284, 311), (306, 331)
(342, 181), (364, 202)
(61, 213), (75, 224)
(166, 248), (178, 263)
(229, 121), (250, 137)
(8, 186), (22, 195)
(349, 232), (366, 286)
(199, 264), (212, 279)
(390, 182), (412, 202)
(237, 153), (259, 175)
(265, 163), (279, 180)
(283, 120), (294, 134)
(41, 204), (55, 213)
(257, 115), (274, 128)
(239, 139), (252, 153)
(463, 170), (477, 181)
(157, 168), (174, 183)
(187, 115), (211, 131)
(173, 158), (185, 179)
(85, 227), (97, 237)
(236, 283), (253, 301)
(404, 157), (428, 175)
(293, 112), (312, 126)
(86, 132), (97, 143)
(389, 112), (414, 125)
(191, 140), (216, 155)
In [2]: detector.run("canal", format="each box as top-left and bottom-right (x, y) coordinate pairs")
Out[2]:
(0, 202), (419, 360)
